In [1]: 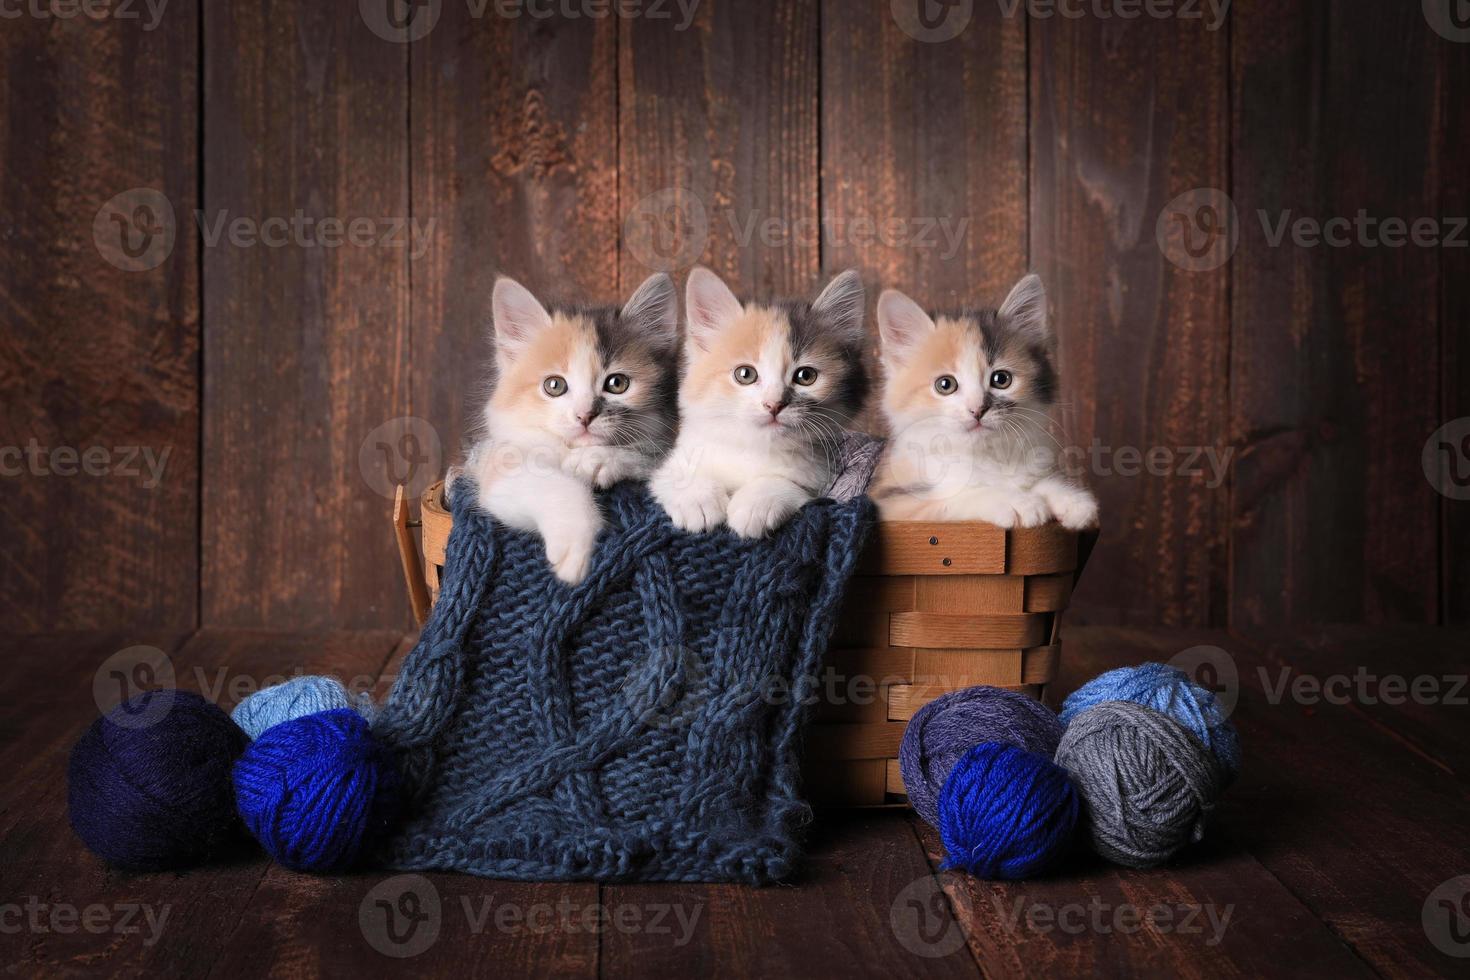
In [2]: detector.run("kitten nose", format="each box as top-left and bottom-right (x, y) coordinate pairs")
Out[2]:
(576, 408), (599, 428)
(971, 405), (988, 420)
(763, 398), (788, 417)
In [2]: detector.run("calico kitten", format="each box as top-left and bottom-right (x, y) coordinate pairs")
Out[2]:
(870, 274), (1098, 530)
(458, 273), (679, 583)
(650, 266), (868, 538)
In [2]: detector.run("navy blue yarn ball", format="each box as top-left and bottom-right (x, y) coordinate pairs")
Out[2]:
(68, 689), (250, 870)
(936, 742), (1080, 880)
(232, 708), (399, 872)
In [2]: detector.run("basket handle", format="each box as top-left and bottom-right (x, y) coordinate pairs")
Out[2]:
(393, 484), (433, 627)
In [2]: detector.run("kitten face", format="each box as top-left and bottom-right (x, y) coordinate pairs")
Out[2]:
(486, 274), (678, 451)
(679, 267), (868, 446)
(877, 274), (1056, 445)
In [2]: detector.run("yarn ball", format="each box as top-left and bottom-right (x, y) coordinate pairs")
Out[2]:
(68, 689), (249, 870)
(899, 686), (1065, 827)
(232, 675), (373, 740)
(233, 707), (399, 872)
(1059, 662), (1241, 780)
(1055, 701), (1227, 869)
(937, 742), (1080, 879)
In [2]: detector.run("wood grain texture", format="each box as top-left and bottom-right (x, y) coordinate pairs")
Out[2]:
(820, 0), (1028, 399)
(202, 2), (410, 629)
(411, 7), (618, 473)
(1439, 25), (1470, 626)
(0, 12), (199, 630)
(1031, 14), (1229, 627)
(619, 0), (820, 296)
(1230, 0), (1443, 627)
(599, 811), (980, 978)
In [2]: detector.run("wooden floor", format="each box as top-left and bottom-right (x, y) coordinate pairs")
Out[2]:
(2, 625), (1468, 978)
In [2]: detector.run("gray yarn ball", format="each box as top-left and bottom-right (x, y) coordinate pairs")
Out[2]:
(1055, 701), (1226, 869)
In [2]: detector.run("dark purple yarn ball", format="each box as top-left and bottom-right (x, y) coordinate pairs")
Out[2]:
(900, 686), (1065, 828)
(68, 689), (250, 870)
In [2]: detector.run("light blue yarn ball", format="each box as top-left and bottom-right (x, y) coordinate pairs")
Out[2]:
(1060, 662), (1241, 780)
(231, 675), (373, 740)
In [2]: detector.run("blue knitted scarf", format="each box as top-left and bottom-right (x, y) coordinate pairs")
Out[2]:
(372, 480), (874, 884)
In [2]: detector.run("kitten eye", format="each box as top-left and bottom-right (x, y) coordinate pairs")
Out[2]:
(792, 366), (818, 386)
(934, 375), (958, 396)
(543, 375), (567, 397)
(603, 373), (630, 394)
(989, 369), (1013, 390)
(733, 365), (758, 385)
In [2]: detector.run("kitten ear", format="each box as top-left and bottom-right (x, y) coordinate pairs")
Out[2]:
(997, 273), (1051, 347)
(622, 272), (678, 349)
(684, 266), (744, 352)
(491, 277), (554, 361)
(811, 268), (866, 341)
(876, 288), (935, 363)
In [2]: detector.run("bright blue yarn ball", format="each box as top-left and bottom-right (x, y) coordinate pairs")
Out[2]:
(232, 708), (399, 872)
(232, 675), (373, 740)
(1059, 662), (1241, 780)
(937, 742), (1080, 880)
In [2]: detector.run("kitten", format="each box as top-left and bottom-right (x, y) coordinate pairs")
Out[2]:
(650, 266), (868, 538)
(870, 274), (1098, 530)
(457, 273), (679, 583)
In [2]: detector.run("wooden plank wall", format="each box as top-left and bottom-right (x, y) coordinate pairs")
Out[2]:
(2, 0), (1465, 630)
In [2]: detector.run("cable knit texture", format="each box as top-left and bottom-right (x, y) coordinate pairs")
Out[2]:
(372, 480), (874, 884)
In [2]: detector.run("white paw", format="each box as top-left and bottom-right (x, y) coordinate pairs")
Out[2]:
(1009, 491), (1051, 528)
(727, 488), (802, 539)
(958, 489), (1048, 529)
(1050, 489), (1099, 530)
(542, 513), (602, 585)
(657, 479), (729, 533)
(563, 447), (620, 489)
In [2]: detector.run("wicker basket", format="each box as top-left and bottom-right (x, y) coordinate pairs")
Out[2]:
(392, 483), (1093, 807)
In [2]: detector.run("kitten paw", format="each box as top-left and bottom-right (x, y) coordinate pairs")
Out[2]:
(727, 487), (803, 539)
(955, 489), (1049, 529)
(542, 513), (602, 585)
(656, 480), (729, 533)
(1010, 492), (1052, 528)
(563, 447), (622, 489)
(1049, 489), (1099, 530)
